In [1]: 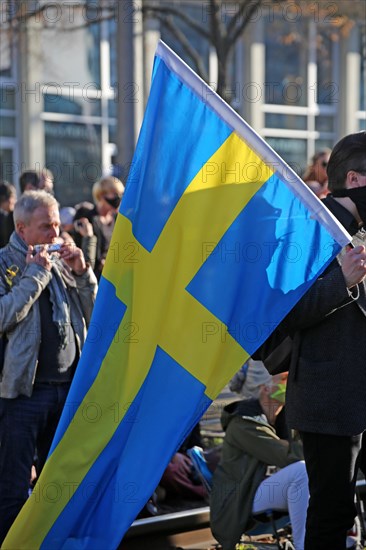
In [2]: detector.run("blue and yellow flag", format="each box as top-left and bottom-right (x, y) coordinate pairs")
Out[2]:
(3, 42), (351, 549)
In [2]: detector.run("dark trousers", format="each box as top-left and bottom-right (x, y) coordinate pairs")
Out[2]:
(0, 383), (70, 545)
(301, 431), (364, 550)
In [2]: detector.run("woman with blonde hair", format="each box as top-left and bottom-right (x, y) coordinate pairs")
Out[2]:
(302, 148), (331, 199)
(91, 176), (124, 278)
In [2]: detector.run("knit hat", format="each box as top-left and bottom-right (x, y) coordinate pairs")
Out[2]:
(243, 359), (272, 398)
(230, 359), (272, 399)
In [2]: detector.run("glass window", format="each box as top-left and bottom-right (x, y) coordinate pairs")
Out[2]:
(265, 113), (307, 130)
(315, 139), (335, 151)
(44, 93), (101, 117)
(0, 147), (13, 181)
(108, 122), (117, 145)
(45, 122), (102, 206)
(0, 30), (12, 78)
(266, 137), (307, 175)
(0, 1), (14, 78)
(224, 45), (241, 105)
(0, 85), (16, 109)
(315, 116), (334, 133)
(108, 98), (117, 119)
(265, 15), (308, 106)
(108, 17), (117, 92)
(0, 115), (16, 137)
(41, 12), (101, 89)
(316, 26), (337, 105)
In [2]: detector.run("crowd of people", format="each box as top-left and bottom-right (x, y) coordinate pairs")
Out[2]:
(0, 130), (366, 549)
(0, 189), (98, 542)
(0, 169), (127, 543)
(0, 171), (125, 281)
(0, 169), (209, 544)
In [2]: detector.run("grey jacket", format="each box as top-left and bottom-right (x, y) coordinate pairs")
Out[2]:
(0, 236), (98, 398)
(285, 197), (366, 436)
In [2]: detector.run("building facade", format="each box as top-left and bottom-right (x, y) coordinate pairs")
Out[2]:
(0, 0), (365, 205)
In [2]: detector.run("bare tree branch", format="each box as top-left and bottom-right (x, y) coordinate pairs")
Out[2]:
(2, 0), (363, 107)
(208, 0), (224, 45)
(142, 3), (211, 40)
(153, 12), (209, 82)
(51, 13), (115, 32)
(229, 0), (263, 48)
(227, 0), (262, 37)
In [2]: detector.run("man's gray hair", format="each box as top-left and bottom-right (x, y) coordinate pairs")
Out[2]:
(13, 190), (59, 225)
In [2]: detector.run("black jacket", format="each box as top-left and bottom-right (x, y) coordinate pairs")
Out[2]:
(0, 210), (14, 248)
(286, 196), (366, 436)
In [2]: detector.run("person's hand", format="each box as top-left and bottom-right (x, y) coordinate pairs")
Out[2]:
(58, 242), (88, 275)
(26, 245), (52, 272)
(171, 453), (192, 476)
(74, 218), (94, 238)
(342, 245), (366, 288)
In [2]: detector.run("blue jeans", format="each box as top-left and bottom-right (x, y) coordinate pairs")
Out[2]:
(0, 383), (70, 544)
(252, 461), (309, 550)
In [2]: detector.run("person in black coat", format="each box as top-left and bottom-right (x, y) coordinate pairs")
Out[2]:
(0, 181), (16, 248)
(285, 131), (366, 550)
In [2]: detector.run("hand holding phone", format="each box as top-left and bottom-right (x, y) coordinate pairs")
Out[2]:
(26, 245), (53, 271)
(74, 218), (93, 237)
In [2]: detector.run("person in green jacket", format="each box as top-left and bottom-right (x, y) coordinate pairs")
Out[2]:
(210, 373), (308, 550)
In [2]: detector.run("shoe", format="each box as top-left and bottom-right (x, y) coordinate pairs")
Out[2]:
(187, 446), (213, 493)
(346, 520), (361, 549)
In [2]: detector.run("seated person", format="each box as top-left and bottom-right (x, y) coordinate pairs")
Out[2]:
(159, 451), (207, 501)
(229, 359), (288, 439)
(158, 423), (207, 501)
(210, 373), (308, 550)
(138, 424), (207, 518)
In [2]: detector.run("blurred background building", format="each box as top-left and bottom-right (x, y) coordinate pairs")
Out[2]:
(0, 0), (365, 204)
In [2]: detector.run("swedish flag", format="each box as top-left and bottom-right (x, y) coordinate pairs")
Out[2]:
(2, 41), (350, 549)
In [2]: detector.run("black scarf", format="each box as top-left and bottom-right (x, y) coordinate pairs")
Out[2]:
(331, 187), (366, 227)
